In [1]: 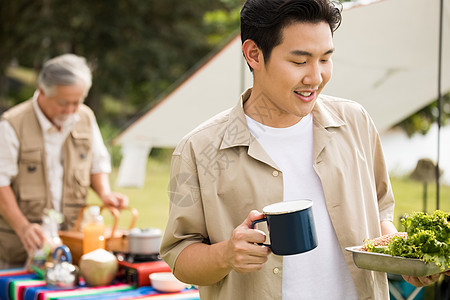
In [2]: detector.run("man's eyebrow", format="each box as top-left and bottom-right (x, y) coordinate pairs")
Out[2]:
(290, 48), (335, 56)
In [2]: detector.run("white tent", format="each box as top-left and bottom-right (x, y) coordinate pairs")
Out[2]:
(113, 0), (450, 187)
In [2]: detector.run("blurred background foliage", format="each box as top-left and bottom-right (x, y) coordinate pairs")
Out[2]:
(394, 93), (450, 137)
(0, 0), (235, 130)
(0, 0), (447, 146)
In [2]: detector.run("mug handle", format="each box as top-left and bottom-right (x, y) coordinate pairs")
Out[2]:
(251, 218), (271, 248)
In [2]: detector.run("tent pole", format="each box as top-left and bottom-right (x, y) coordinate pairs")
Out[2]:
(435, 0), (443, 298)
(436, 0), (443, 211)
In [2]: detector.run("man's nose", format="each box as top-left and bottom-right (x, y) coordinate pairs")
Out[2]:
(302, 63), (322, 86)
(63, 103), (79, 114)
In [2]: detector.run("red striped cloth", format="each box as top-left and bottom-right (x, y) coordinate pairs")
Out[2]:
(1, 270), (199, 300)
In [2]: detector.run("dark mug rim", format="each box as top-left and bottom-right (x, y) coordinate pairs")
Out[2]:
(263, 199), (313, 215)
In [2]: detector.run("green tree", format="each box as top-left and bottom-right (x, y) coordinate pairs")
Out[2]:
(394, 93), (450, 137)
(0, 0), (225, 124)
(203, 0), (354, 47)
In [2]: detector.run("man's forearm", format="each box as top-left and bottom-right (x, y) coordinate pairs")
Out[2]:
(173, 241), (232, 286)
(380, 220), (397, 235)
(90, 173), (111, 198)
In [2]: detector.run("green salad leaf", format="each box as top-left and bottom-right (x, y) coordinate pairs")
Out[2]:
(366, 210), (450, 271)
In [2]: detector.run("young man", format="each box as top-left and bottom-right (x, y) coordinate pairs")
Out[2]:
(0, 54), (128, 269)
(161, 0), (445, 298)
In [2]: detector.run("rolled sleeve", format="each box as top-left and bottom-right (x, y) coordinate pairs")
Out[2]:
(160, 150), (208, 271)
(0, 120), (19, 187)
(89, 115), (111, 174)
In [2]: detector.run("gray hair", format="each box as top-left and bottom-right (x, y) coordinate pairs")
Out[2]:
(37, 54), (92, 97)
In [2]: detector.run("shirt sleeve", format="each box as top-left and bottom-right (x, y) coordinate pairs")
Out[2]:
(160, 147), (208, 271)
(0, 120), (19, 187)
(370, 118), (395, 222)
(89, 114), (112, 174)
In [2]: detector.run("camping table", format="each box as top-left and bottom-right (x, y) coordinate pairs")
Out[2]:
(0, 269), (199, 300)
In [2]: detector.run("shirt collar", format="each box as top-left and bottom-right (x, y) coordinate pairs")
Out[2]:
(312, 95), (346, 129)
(220, 88), (253, 150)
(220, 88), (280, 169)
(220, 88), (346, 149)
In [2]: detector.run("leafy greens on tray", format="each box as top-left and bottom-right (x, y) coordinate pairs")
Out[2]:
(363, 210), (450, 271)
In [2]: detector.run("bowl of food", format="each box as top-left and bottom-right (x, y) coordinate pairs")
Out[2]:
(149, 272), (186, 293)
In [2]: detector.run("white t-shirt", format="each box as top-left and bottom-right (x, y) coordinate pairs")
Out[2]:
(246, 114), (358, 300)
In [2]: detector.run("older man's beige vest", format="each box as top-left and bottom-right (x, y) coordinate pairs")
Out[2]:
(0, 100), (93, 263)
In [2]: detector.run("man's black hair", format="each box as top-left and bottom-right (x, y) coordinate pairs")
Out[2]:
(241, 0), (342, 70)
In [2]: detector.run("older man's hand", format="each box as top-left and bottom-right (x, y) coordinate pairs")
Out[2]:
(101, 192), (129, 209)
(19, 223), (45, 255)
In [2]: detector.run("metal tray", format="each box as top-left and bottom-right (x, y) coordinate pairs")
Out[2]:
(346, 246), (450, 277)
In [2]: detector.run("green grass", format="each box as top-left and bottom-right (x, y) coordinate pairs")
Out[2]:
(87, 155), (172, 232)
(391, 176), (450, 230)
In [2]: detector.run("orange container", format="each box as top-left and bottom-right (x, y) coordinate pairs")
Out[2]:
(59, 205), (138, 265)
(82, 221), (106, 254)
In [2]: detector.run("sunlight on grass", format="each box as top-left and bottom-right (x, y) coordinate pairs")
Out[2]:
(87, 156), (171, 232)
(391, 176), (450, 229)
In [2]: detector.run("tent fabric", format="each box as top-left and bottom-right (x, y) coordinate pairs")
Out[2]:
(114, 0), (449, 187)
(114, 36), (252, 148)
(116, 141), (152, 187)
(325, 0), (450, 132)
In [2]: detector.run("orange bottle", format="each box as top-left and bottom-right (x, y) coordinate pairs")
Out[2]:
(82, 206), (105, 254)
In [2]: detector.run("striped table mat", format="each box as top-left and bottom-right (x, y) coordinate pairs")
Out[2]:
(1, 269), (199, 300)
(24, 282), (134, 300)
(0, 269), (39, 300)
(71, 287), (199, 300)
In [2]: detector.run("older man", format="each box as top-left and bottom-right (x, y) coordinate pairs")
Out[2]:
(0, 54), (128, 269)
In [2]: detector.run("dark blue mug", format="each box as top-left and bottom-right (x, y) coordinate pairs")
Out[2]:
(251, 199), (318, 255)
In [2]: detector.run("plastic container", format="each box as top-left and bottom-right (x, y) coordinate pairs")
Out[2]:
(82, 206), (105, 254)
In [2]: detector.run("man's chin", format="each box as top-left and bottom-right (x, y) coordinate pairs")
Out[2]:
(53, 115), (74, 128)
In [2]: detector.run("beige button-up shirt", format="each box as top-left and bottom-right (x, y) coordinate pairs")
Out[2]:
(161, 88), (395, 299)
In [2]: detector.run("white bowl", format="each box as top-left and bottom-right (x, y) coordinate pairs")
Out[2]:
(149, 272), (187, 293)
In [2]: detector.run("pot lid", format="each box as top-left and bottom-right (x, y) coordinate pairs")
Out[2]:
(129, 227), (162, 237)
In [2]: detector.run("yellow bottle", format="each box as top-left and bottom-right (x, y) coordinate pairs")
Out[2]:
(82, 206), (105, 254)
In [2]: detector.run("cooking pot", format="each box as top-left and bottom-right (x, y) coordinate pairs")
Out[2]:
(128, 228), (162, 255)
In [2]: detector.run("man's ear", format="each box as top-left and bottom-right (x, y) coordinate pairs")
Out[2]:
(242, 39), (263, 71)
(37, 87), (46, 97)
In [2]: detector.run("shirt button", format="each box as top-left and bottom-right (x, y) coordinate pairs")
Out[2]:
(273, 267), (280, 274)
(272, 170), (279, 177)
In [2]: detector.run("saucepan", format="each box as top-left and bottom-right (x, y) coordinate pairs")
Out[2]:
(128, 227), (162, 255)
